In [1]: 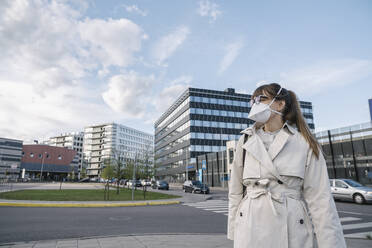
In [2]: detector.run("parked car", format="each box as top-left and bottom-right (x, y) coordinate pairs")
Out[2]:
(152, 180), (169, 190)
(128, 180), (142, 187)
(120, 179), (129, 185)
(330, 179), (372, 204)
(79, 177), (90, 183)
(89, 178), (98, 182)
(141, 179), (151, 186)
(183, 180), (210, 194)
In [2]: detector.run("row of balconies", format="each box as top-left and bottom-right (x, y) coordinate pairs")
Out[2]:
(87, 170), (99, 176)
(91, 140), (105, 145)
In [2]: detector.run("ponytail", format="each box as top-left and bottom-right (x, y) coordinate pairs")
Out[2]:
(285, 90), (320, 159)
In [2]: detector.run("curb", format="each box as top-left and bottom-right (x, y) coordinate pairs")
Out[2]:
(0, 200), (181, 208)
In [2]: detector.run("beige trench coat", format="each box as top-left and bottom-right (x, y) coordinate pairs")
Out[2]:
(227, 122), (346, 248)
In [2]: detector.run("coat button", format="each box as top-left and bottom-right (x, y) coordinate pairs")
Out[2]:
(277, 180), (283, 184)
(240, 212), (243, 217)
(299, 219), (304, 224)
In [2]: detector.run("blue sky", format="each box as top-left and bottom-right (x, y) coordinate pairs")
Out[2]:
(0, 0), (371, 142)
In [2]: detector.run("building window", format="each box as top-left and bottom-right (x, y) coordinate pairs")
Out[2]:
(38, 154), (42, 158)
(30, 153), (34, 158)
(58, 155), (62, 160)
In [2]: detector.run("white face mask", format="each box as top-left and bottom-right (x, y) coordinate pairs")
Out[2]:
(248, 87), (283, 123)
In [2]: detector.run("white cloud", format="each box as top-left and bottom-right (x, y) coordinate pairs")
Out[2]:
(0, 80), (113, 142)
(102, 71), (155, 118)
(0, 0), (84, 94)
(123, 4), (147, 16)
(170, 75), (193, 85)
(279, 59), (372, 96)
(197, 0), (222, 23)
(0, 0), (149, 140)
(0, 0), (147, 91)
(152, 26), (190, 66)
(219, 40), (244, 74)
(79, 18), (146, 68)
(255, 80), (269, 87)
(153, 76), (192, 113)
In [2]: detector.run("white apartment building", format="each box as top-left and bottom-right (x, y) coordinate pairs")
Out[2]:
(47, 132), (84, 179)
(83, 123), (154, 179)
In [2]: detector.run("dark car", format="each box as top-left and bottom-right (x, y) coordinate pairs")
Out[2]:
(183, 180), (209, 194)
(152, 180), (169, 190)
(79, 177), (90, 183)
(129, 180), (142, 187)
(119, 179), (129, 185)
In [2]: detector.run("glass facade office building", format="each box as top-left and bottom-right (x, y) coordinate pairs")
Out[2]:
(0, 137), (23, 179)
(154, 87), (314, 182)
(315, 121), (372, 185)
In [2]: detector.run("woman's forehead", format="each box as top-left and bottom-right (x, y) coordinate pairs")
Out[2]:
(253, 88), (270, 98)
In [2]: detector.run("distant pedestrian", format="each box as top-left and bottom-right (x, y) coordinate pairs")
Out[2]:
(227, 83), (346, 247)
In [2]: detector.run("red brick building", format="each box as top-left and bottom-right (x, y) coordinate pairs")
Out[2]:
(21, 145), (78, 181)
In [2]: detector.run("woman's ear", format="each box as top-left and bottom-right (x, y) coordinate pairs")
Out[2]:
(278, 100), (286, 111)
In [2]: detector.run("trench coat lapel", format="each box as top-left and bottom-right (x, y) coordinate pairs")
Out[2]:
(268, 122), (297, 161)
(240, 122), (296, 180)
(267, 128), (290, 161)
(241, 127), (282, 179)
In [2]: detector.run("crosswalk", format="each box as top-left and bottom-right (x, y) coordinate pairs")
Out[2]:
(183, 200), (229, 215)
(182, 200), (372, 238)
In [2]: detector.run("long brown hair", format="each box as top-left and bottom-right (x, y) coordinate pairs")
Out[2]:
(252, 83), (320, 159)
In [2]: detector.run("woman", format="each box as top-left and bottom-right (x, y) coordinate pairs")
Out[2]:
(227, 83), (346, 248)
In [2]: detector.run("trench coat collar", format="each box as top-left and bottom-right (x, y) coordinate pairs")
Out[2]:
(240, 121), (296, 137)
(240, 121), (297, 180)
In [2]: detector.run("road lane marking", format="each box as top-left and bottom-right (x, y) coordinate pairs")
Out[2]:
(342, 222), (372, 230)
(204, 208), (228, 211)
(338, 211), (372, 217)
(344, 231), (372, 238)
(339, 217), (362, 222)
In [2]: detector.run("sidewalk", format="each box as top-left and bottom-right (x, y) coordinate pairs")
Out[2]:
(1, 234), (371, 248)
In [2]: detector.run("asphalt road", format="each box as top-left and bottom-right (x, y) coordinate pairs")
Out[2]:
(0, 185), (371, 244)
(0, 204), (227, 244)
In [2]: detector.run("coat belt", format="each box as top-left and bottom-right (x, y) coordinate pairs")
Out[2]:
(244, 179), (302, 217)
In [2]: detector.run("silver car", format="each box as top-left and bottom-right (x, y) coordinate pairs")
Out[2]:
(329, 179), (372, 204)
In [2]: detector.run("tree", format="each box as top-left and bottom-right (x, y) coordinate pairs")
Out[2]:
(101, 164), (115, 200)
(103, 149), (127, 195)
(123, 159), (141, 180)
(135, 140), (154, 181)
(80, 167), (87, 179)
(101, 164), (114, 180)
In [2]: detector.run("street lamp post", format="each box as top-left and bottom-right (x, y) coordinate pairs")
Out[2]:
(220, 127), (225, 188)
(185, 147), (189, 181)
(40, 152), (47, 182)
(132, 152), (137, 201)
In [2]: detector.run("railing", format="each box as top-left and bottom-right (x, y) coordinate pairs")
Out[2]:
(0, 179), (14, 192)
